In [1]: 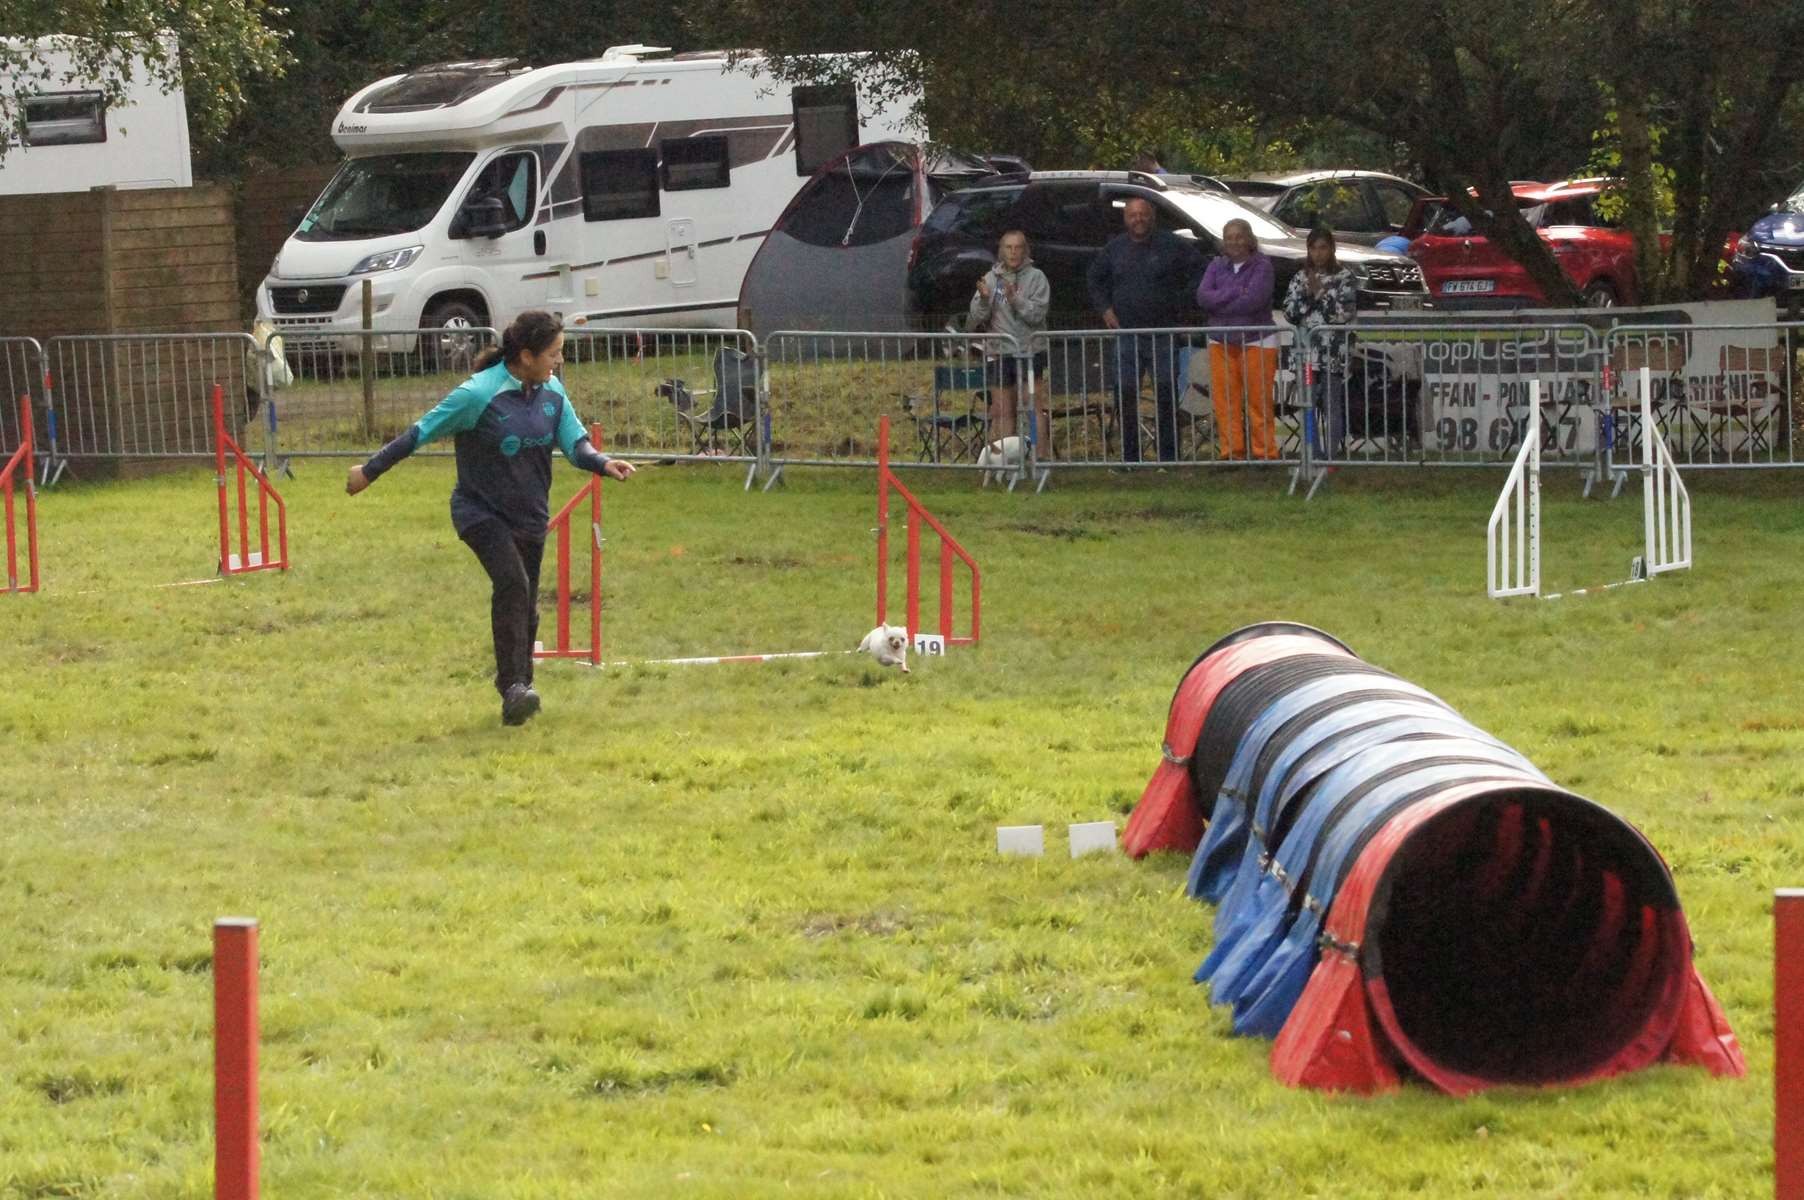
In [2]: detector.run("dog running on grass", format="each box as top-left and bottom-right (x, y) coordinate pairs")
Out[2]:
(858, 624), (910, 673)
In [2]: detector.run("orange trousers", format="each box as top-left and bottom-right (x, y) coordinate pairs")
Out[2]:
(1210, 342), (1279, 460)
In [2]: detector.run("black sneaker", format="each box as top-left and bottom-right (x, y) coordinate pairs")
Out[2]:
(501, 684), (542, 726)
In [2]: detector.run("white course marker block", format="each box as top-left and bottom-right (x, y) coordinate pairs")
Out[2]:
(1068, 821), (1118, 858)
(996, 825), (1044, 857)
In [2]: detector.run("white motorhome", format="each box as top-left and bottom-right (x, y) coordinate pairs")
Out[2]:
(0, 35), (192, 195)
(258, 46), (917, 346)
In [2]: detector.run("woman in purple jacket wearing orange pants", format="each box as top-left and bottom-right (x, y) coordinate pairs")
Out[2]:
(1196, 218), (1279, 460)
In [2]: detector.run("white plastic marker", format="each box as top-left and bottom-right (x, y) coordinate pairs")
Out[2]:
(1068, 821), (1118, 858)
(996, 825), (1045, 856)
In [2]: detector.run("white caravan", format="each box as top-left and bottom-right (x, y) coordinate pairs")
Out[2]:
(258, 46), (917, 346)
(0, 35), (192, 195)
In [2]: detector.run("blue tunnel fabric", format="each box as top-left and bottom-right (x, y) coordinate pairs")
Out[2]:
(1188, 684), (1457, 903)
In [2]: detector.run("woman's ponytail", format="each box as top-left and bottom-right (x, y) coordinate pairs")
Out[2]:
(473, 309), (561, 372)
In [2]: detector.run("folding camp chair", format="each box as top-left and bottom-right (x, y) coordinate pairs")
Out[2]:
(1040, 342), (1115, 460)
(1605, 336), (1685, 458)
(656, 347), (760, 456)
(1704, 343), (1782, 459)
(898, 363), (990, 462)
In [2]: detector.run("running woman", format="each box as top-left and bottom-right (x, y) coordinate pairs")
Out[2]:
(346, 310), (635, 725)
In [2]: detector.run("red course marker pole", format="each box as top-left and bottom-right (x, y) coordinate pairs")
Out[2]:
(1781, 890), (1804, 1200)
(214, 917), (259, 1200)
(876, 415), (890, 629)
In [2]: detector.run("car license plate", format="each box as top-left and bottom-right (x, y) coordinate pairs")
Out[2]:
(1390, 294), (1426, 311)
(1788, 275), (1804, 290)
(1443, 279), (1496, 294)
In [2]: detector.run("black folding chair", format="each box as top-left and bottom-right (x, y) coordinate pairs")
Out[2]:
(656, 347), (760, 456)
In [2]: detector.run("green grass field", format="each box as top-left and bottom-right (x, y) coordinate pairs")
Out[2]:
(4, 459), (1801, 1198)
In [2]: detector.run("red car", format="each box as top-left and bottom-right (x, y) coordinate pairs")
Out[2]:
(1406, 179), (1641, 308)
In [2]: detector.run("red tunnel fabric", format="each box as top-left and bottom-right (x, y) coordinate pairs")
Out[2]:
(1124, 633), (1355, 858)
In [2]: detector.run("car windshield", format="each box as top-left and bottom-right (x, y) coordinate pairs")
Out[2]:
(1162, 192), (1292, 240)
(1421, 197), (1544, 236)
(1785, 182), (1804, 213)
(295, 152), (475, 241)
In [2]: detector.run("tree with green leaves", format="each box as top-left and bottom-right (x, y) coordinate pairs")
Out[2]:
(0, 1), (289, 166)
(718, 0), (1804, 304)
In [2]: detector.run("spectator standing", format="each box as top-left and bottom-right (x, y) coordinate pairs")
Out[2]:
(345, 310), (636, 726)
(967, 229), (1051, 449)
(1282, 226), (1359, 459)
(1197, 217), (1279, 460)
(1087, 196), (1205, 462)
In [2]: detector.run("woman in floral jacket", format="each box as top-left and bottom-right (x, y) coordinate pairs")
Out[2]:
(1282, 227), (1359, 459)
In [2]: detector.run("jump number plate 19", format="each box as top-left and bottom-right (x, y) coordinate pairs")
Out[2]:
(913, 633), (947, 656)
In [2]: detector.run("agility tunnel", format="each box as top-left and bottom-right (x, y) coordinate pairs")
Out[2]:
(1125, 623), (1746, 1094)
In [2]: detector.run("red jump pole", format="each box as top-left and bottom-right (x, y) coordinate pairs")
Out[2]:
(213, 386), (232, 575)
(214, 917), (259, 1200)
(876, 415), (890, 628)
(1781, 889), (1804, 1200)
(589, 424), (603, 667)
(18, 394), (39, 592)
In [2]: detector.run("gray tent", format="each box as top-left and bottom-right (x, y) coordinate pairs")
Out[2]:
(736, 141), (999, 341)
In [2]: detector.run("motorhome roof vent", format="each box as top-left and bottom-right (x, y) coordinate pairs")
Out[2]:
(598, 45), (673, 63)
(358, 59), (527, 114)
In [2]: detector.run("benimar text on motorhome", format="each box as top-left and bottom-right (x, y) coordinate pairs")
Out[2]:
(258, 46), (916, 351)
(0, 34), (192, 195)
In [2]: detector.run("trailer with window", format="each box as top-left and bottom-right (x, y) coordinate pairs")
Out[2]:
(0, 35), (192, 196)
(258, 46), (917, 346)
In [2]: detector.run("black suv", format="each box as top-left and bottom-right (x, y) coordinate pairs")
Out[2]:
(906, 171), (1429, 331)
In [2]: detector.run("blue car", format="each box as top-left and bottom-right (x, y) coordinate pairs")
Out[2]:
(1731, 181), (1804, 299)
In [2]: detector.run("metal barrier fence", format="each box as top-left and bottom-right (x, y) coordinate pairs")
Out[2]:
(1602, 323), (1802, 473)
(765, 330), (1013, 471)
(560, 327), (765, 485)
(1302, 322), (1602, 470)
(1030, 326), (1304, 469)
(271, 325), (500, 460)
(45, 333), (259, 461)
(0, 337), (43, 461)
(14, 317), (1804, 493)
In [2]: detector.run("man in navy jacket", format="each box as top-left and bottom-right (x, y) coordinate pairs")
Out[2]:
(1087, 197), (1205, 462)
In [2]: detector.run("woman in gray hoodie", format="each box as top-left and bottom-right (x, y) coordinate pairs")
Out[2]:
(967, 229), (1051, 447)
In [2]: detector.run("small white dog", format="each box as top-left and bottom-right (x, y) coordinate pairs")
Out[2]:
(857, 624), (910, 673)
(976, 435), (1025, 487)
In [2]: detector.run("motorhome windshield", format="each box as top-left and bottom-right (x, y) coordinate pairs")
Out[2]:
(296, 152), (475, 241)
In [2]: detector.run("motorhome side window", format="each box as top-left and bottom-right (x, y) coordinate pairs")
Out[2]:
(20, 91), (107, 146)
(453, 152), (536, 238)
(580, 149), (660, 221)
(660, 136), (730, 191)
(792, 83), (858, 177)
